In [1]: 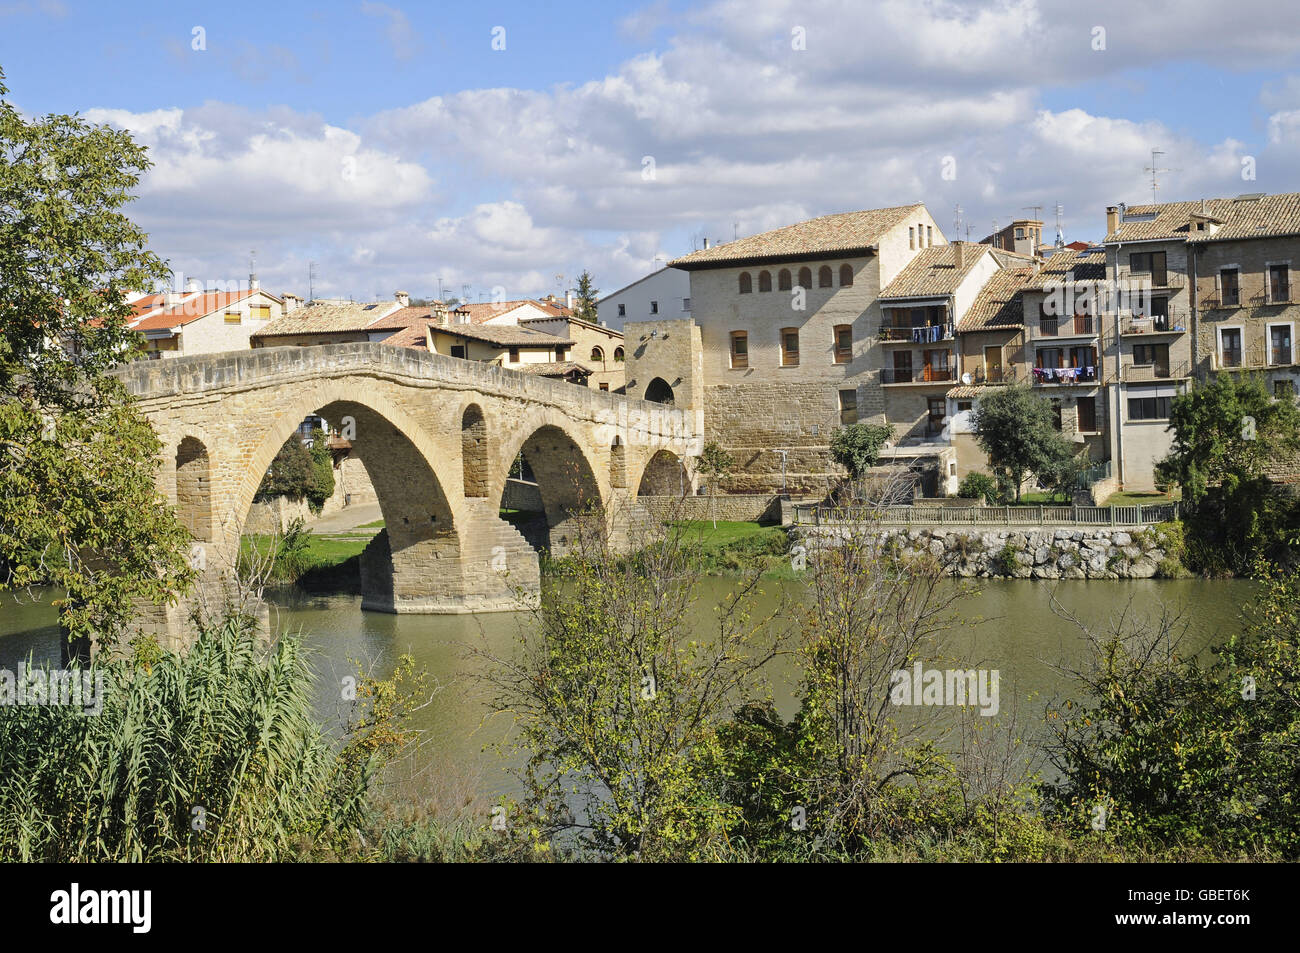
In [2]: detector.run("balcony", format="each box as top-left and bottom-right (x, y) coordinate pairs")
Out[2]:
(1028, 314), (1098, 341)
(882, 366), (957, 385)
(1123, 360), (1189, 382)
(1269, 347), (1295, 367)
(878, 323), (954, 344)
(1031, 365), (1099, 385)
(1122, 311), (1189, 335)
(971, 366), (1019, 385)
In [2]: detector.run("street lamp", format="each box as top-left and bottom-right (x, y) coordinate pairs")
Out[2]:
(773, 449), (788, 496)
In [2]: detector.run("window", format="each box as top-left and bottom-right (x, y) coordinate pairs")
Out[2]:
(926, 226), (933, 247)
(1270, 325), (1293, 365)
(1038, 307), (1059, 336)
(1270, 264), (1291, 303)
(1220, 328), (1242, 367)
(618, 303), (626, 317)
(730, 331), (748, 369)
(927, 397), (946, 434)
(1128, 396), (1171, 420)
(613, 346), (624, 361)
(1015, 227), (1025, 239)
(957, 400), (973, 413)
(840, 264), (853, 287)
(833, 324), (852, 364)
(739, 273), (752, 294)
(599, 382), (609, 392)
(555, 346), (567, 361)
(683, 297), (691, 311)
(1129, 251), (1168, 286)
(1220, 268), (1239, 306)
(838, 389), (858, 425)
(793, 267), (809, 288)
(590, 346), (604, 362)
(891, 350), (913, 383)
(451, 344), (467, 359)
(758, 270), (772, 292)
(778, 269), (792, 291)
(508, 347), (520, 362)
(649, 300), (658, 314)
(909, 227), (915, 249)
(1275, 379), (1295, 399)
(1077, 396), (1097, 432)
(780, 328), (800, 366)
(249, 305), (271, 320)
(1134, 342), (1170, 376)
(922, 348), (950, 381)
(224, 310), (242, 324)
(819, 265), (833, 288)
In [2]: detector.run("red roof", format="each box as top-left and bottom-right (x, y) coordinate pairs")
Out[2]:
(131, 290), (263, 330)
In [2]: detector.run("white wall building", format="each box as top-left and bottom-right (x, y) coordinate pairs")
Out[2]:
(597, 266), (691, 331)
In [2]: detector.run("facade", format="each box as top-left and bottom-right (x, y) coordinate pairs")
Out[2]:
(981, 218), (1045, 258)
(455, 299), (572, 326)
(519, 315), (626, 392)
(130, 286), (286, 359)
(250, 294), (414, 348)
(656, 203), (948, 493)
(424, 322), (576, 373)
(597, 266), (692, 331)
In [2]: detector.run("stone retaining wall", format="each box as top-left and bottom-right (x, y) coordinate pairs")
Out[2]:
(798, 524), (1180, 579)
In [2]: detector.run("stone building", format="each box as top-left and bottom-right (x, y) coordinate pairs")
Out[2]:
(130, 286), (286, 359)
(519, 314), (627, 392)
(658, 203), (949, 493)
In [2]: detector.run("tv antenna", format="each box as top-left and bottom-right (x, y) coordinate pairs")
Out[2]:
(1054, 204), (1065, 247)
(733, 221), (739, 241)
(1144, 149), (1172, 205)
(307, 261), (318, 301)
(953, 204), (963, 236)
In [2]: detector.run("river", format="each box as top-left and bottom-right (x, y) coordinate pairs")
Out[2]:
(0, 577), (1256, 798)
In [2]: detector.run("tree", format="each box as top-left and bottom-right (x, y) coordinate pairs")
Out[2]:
(694, 440), (734, 527)
(1154, 373), (1300, 571)
(829, 422), (893, 482)
(971, 386), (1074, 502)
(306, 427), (335, 512)
(0, 69), (193, 647)
(572, 270), (599, 323)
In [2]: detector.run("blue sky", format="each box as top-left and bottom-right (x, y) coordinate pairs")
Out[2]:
(5, 0), (1300, 302)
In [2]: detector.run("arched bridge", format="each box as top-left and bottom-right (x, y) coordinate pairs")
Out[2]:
(114, 343), (700, 644)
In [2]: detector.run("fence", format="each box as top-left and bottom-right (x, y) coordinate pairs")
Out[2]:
(793, 501), (1179, 527)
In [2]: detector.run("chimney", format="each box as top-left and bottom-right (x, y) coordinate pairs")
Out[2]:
(565, 289), (574, 309)
(1105, 206), (1120, 235)
(249, 272), (260, 291)
(953, 242), (965, 269)
(283, 293), (302, 313)
(395, 290), (410, 307)
(703, 237), (710, 249)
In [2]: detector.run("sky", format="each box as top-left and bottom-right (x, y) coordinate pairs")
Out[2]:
(5, 0), (1300, 304)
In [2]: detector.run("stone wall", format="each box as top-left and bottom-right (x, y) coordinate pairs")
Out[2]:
(798, 524), (1180, 579)
(628, 493), (795, 524)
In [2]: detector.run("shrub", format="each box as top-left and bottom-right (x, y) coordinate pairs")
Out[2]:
(958, 472), (999, 504)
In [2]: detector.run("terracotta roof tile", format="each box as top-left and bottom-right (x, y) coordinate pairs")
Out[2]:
(669, 204), (923, 268)
(880, 243), (988, 299)
(429, 323), (573, 347)
(517, 361), (592, 377)
(252, 300), (401, 337)
(1021, 247), (1106, 291)
(958, 266), (1036, 332)
(132, 290), (262, 330)
(1105, 192), (1300, 244)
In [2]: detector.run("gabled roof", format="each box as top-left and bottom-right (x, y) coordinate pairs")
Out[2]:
(1021, 247), (1107, 291)
(429, 322), (573, 347)
(958, 266), (1036, 332)
(379, 323), (432, 349)
(668, 204), (924, 269)
(251, 300), (402, 337)
(519, 314), (624, 339)
(1105, 192), (1300, 244)
(132, 289), (280, 331)
(454, 300), (570, 324)
(517, 361), (592, 377)
(879, 243), (988, 299)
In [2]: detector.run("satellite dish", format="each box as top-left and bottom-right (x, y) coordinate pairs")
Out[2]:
(960, 372), (973, 385)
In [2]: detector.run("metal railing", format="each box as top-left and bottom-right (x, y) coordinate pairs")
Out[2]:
(1029, 314), (1097, 339)
(881, 366), (957, 384)
(1122, 310), (1189, 334)
(878, 323), (955, 343)
(971, 366), (1019, 384)
(1073, 458), (1112, 490)
(793, 501), (1179, 527)
(1031, 365), (1100, 385)
(1122, 360), (1189, 382)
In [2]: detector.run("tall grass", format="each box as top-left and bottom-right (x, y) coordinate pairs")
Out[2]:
(0, 616), (376, 861)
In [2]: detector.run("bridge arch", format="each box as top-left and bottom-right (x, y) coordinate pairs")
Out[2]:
(496, 415), (604, 556)
(175, 435), (214, 542)
(635, 448), (690, 497)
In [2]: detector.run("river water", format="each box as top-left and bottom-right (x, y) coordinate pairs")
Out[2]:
(0, 578), (1255, 798)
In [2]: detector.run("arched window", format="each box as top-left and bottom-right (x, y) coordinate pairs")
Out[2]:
(738, 272), (752, 294)
(819, 265), (833, 288)
(645, 377), (675, 404)
(840, 264), (854, 287)
(797, 267), (812, 289)
(778, 269), (792, 291)
(758, 270), (772, 292)
(613, 346), (625, 362)
(590, 346), (604, 362)
(730, 330), (748, 369)
(833, 324), (852, 364)
(780, 327), (799, 367)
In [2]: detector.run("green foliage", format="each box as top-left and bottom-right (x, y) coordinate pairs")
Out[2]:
(256, 432), (334, 512)
(994, 543), (1020, 575)
(957, 471), (1001, 504)
(695, 440), (736, 526)
(0, 70), (193, 645)
(829, 422), (893, 479)
(1155, 374), (1300, 573)
(0, 615), (419, 861)
(572, 270), (599, 323)
(972, 387), (1077, 502)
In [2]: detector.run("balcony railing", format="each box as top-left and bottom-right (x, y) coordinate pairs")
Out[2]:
(878, 323), (954, 343)
(1031, 365), (1099, 385)
(1216, 343), (1267, 370)
(881, 366), (956, 384)
(1123, 360), (1189, 382)
(1030, 314), (1097, 339)
(1270, 347), (1295, 366)
(971, 366), (1018, 385)
(1122, 311), (1189, 335)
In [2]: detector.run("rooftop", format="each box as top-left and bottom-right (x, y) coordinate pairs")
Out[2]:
(517, 361), (592, 377)
(1021, 247), (1107, 291)
(252, 300), (402, 337)
(132, 289), (279, 331)
(1104, 192), (1300, 244)
(957, 266), (1037, 332)
(668, 204), (924, 269)
(429, 322), (573, 347)
(879, 243), (987, 299)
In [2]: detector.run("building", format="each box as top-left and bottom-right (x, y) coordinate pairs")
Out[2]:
(644, 203), (949, 493)
(453, 298), (573, 326)
(250, 293), (420, 348)
(424, 321), (578, 377)
(129, 284), (286, 359)
(981, 218), (1045, 258)
(597, 266), (692, 331)
(518, 314), (626, 392)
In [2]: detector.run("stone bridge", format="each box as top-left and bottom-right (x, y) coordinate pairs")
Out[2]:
(114, 343), (700, 645)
